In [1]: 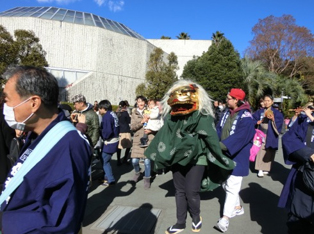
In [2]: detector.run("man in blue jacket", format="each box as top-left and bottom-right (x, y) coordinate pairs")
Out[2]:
(98, 100), (119, 187)
(215, 89), (255, 233)
(1, 66), (92, 233)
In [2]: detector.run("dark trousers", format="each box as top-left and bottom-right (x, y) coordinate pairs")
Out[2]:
(287, 213), (314, 234)
(172, 164), (205, 225)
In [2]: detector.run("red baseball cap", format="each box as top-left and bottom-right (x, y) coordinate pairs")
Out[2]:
(229, 88), (245, 101)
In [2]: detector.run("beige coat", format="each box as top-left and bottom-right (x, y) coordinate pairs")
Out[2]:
(130, 109), (154, 158)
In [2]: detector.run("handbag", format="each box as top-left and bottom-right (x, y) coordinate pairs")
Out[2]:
(299, 161), (314, 194)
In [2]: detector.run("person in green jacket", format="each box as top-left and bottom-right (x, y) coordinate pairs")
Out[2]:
(145, 80), (235, 234)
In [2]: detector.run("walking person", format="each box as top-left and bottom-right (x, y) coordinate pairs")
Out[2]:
(145, 80), (235, 234)
(99, 100), (119, 187)
(252, 94), (283, 177)
(279, 106), (314, 233)
(0, 66), (92, 233)
(130, 96), (153, 189)
(116, 100), (132, 165)
(215, 88), (256, 232)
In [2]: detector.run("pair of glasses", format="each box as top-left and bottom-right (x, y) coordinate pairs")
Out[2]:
(226, 97), (234, 101)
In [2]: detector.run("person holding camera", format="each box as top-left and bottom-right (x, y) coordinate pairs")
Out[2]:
(71, 94), (99, 147)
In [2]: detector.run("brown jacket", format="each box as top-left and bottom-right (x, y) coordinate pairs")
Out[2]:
(130, 109), (154, 158)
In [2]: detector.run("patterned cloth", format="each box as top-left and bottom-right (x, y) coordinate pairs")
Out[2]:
(145, 111), (235, 191)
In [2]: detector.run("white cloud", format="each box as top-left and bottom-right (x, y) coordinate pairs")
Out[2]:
(37, 0), (78, 4)
(94, 0), (105, 6)
(108, 0), (124, 12)
(94, 0), (124, 12)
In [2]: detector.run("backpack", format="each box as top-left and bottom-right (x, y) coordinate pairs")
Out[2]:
(299, 161), (314, 194)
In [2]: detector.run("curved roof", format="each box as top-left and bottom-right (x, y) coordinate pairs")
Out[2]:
(0, 7), (145, 40)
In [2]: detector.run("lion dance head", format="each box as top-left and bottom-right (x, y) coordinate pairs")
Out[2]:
(161, 80), (214, 117)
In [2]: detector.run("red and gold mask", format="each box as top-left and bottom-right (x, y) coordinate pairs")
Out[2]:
(167, 84), (199, 116)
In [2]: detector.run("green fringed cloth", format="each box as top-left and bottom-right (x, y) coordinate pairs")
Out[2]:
(145, 111), (235, 191)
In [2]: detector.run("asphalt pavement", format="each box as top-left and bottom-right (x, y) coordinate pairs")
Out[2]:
(82, 136), (290, 234)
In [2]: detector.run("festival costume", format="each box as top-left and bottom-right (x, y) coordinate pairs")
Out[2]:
(279, 114), (314, 232)
(253, 107), (283, 172)
(0, 111), (92, 233)
(145, 82), (235, 232)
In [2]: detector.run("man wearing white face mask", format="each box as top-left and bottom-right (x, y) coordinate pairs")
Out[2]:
(0, 66), (92, 233)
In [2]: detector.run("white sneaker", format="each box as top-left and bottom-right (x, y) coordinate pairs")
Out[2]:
(263, 171), (269, 175)
(215, 218), (229, 233)
(257, 170), (264, 177)
(230, 206), (244, 218)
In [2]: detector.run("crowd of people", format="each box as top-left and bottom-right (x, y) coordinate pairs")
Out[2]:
(0, 66), (313, 233)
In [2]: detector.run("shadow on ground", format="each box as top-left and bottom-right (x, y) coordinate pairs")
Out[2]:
(103, 203), (157, 234)
(241, 182), (288, 234)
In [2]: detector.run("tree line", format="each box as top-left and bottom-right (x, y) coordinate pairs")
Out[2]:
(138, 15), (314, 116)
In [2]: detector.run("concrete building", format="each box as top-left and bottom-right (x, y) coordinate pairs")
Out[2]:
(147, 39), (212, 78)
(0, 6), (211, 105)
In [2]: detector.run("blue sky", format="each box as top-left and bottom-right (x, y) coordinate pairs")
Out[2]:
(0, 0), (313, 57)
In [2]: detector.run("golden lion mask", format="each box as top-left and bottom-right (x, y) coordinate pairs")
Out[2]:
(167, 84), (199, 116)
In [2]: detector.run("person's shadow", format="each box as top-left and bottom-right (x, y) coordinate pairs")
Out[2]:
(83, 181), (136, 226)
(103, 203), (157, 234)
(241, 182), (288, 234)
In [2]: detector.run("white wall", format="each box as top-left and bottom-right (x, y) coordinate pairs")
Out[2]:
(147, 39), (212, 78)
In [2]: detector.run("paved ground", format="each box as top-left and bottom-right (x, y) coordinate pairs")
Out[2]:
(82, 137), (290, 234)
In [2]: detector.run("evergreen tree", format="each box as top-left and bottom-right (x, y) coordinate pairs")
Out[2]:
(0, 25), (17, 76)
(136, 48), (178, 100)
(182, 33), (244, 100)
(14, 29), (48, 67)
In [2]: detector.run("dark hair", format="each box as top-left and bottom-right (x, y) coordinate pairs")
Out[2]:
(93, 104), (99, 111)
(119, 100), (127, 107)
(99, 99), (112, 111)
(135, 95), (147, 103)
(263, 94), (273, 100)
(4, 66), (59, 107)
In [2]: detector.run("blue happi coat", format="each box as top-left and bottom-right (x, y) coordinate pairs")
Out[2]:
(101, 110), (120, 154)
(252, 107), (283, 149)
(216, 106), (255, 176)
(278, 114), (314, 221)
(0, 111), (92, 234)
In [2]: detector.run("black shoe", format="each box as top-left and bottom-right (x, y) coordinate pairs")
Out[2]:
(165, 223), (185, 234)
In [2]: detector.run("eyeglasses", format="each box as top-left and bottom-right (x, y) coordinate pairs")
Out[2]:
(226, 96), (235, 101)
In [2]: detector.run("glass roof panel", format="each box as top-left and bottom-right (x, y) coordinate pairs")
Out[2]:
(0, 7), (145, 40)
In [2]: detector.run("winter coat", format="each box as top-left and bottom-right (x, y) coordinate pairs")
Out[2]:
(130, 108), (154, 158)
(74, 103), (99, 147)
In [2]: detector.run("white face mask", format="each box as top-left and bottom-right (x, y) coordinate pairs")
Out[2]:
(3, 97), (34, 131)
(218, 105), (223, 110)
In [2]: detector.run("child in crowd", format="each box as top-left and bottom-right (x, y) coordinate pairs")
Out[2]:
(140, 99), (163, 147)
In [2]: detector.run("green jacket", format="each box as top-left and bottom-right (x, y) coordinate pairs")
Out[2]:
(78, 104), (99, 147)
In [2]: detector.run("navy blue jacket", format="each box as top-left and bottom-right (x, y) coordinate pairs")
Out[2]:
(278, 114), (314, 221)
(101, 111), (120, 154)
(216, 107), (255, 176)
(253, 107), (283, 149)
(1, 111), (92, 233)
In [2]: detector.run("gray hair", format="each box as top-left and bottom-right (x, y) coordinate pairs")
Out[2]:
(3, 66), (59, 107)
(161, 79), (215, 117)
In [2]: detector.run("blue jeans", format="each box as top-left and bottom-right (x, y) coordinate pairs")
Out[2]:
(132, 158), (151, 177)
(102, 152), (115, 183)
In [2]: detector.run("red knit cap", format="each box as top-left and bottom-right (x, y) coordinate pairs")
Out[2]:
(229, 88), (245, 101)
